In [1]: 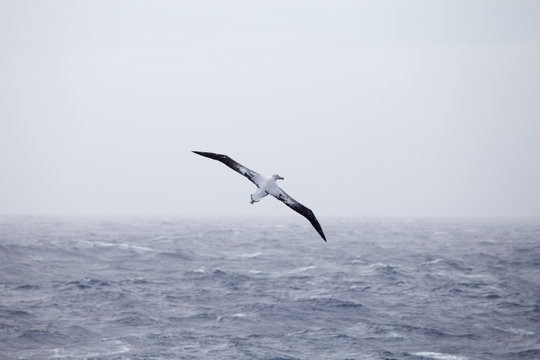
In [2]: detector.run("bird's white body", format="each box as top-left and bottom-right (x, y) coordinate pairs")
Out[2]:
(250, 175), (282, 203)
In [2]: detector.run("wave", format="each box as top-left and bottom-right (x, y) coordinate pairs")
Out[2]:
(412, 351), (468, 360)
(75, 240), (155, 253)
(285, 265), (316, 276)
(17, 329), (69, 346)
(422, 258), (446, 266)
(235, 252), (263, 259)
(494, 326), (535, 336)
(61, 278), (111, 290)
(296, 297), (363, 309)
(504, 349), (540, 359)
(0, 307), (32, 318)
(51, 339), (131, 359)
(157, 249), (196, 260)
(13, 284), (41, 291)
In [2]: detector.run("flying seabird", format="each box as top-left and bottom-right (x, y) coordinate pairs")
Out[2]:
(193, 151), (327, 242)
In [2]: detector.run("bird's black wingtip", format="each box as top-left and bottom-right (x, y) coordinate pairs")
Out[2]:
(315, 225), (327, 242)
(193, 151), (212, 157)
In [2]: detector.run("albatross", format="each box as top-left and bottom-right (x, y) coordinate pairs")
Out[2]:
(193, 151), (327, 242)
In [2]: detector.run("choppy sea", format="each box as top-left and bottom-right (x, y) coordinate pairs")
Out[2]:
(1, 216), (539, 360)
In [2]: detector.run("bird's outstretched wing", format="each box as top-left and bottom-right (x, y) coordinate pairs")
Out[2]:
(269, 186), (327, 242)
(193, 151), (264, 187)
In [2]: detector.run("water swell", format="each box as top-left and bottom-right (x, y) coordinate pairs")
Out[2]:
(1, 217), (539, 359)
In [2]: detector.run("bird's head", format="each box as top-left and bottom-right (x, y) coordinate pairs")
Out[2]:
(272, 174), (284, 181)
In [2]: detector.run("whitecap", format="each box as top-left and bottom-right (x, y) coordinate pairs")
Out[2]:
(386, 331), (406, 339)
(77, 240), (153, 253)
(495, 326), (535, 336)
(422, 259), (445, 266)
(412, 352), (468, 360)
(369, 262), (401, 269)
(433, 231), (448, 237)
(508, 327), (534, 335)
(288, 265), (316, 273)
(51, 340), (130, 358)
(235, 252), (263, 259)
(117, 243), (154, 252)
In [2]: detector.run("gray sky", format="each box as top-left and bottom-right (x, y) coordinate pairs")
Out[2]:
(1, 0), (539, 218)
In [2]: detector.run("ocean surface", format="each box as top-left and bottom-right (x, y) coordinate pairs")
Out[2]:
(0, 216), (539, 360)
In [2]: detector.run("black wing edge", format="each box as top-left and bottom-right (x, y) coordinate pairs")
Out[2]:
(193, 151), (230, 163)
(192, 151), (260, 186)
(289, 202), (327, 242)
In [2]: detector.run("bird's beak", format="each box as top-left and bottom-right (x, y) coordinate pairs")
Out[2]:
(279, 176), (284, 180)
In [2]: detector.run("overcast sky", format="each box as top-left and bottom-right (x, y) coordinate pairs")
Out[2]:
(1, 1), (539, 218)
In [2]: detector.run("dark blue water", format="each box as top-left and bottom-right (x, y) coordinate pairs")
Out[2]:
(1, 217), (539, 360)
